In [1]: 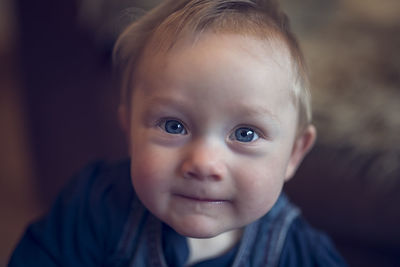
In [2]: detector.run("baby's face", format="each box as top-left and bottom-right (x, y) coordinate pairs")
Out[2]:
(126, 33), (301, 238)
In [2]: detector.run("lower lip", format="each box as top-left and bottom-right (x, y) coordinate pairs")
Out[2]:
(174, 194), (228, 204)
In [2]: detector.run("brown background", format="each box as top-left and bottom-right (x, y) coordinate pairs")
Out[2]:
(0, 0), (399, 266)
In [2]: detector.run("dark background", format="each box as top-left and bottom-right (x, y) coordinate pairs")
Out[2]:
(0, 0), (399, 266)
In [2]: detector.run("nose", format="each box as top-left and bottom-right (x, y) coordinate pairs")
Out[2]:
(180, 140), (227, 181)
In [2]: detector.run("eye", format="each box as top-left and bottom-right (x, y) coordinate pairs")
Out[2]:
(231, 127), (259, 142)
(160, 119), (187, 135)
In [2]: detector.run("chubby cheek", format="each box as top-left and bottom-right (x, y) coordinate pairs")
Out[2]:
(129, 143), (175, 212)
(233, 160), (286, 222)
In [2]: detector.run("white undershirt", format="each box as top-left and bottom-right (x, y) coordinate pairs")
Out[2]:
(186, 229), (243, 266)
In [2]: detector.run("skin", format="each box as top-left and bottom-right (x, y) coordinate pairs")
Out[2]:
(121, 32), (316, 262)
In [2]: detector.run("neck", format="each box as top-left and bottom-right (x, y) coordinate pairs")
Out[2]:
(186, 229), (243, 266)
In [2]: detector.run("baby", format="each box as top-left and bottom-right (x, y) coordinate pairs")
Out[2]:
(9, 0), (347, 266)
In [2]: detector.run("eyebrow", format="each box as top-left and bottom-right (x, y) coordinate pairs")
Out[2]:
(147, 96), (189, 111)
(147, 96), (280, 124)
(236, 105), (279, 120)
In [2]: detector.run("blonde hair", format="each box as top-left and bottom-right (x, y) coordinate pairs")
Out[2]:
(113, 0), (312, 132)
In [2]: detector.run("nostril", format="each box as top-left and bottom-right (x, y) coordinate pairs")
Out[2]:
(185, 170), (198, 179)
(182, 167), (223, 181)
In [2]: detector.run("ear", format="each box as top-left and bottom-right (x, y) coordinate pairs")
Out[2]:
(284, 124), (317, 181)
(118, 105), (130, 136)
(119, 105), (133, 155)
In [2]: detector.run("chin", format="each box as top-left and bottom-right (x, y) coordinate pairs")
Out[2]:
(175, 228), (221, 239)
(167, 216), (227, 238)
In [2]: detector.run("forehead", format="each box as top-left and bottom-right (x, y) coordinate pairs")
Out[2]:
(137, 32), (294, 97)
(133, 33), (296, 123)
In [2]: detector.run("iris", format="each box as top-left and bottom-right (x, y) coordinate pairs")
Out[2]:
(164, 120), (186, 134)
(234, 127), (258, 142)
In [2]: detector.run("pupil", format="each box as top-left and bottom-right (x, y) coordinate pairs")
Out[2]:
(235, 128), (254, 142)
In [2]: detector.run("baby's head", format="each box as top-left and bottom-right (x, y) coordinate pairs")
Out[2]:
(114, 0), (316, 238)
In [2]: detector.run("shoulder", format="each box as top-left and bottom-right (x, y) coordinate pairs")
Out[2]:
(76, 159), (134, 216)
(9, 159), (136, 266)
(59, 159), (134, 228)
(58, 159), (135, 252)
(279, 216), (348, 267)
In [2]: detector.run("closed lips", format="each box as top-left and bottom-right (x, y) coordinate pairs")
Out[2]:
(174, 193), (228, 203)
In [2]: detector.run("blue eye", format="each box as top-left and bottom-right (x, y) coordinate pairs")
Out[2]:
(233, 127), (259, 142)
(163, 120), (187, 135)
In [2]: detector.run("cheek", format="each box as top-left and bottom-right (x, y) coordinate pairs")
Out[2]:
(131, 147), (167, 186)
(129, 140), (179, 197)
(129, 148), (175, 216)
(233, 158), (286, 217)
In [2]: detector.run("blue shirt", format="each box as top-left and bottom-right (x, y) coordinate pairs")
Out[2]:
(9, 160), (347, 266)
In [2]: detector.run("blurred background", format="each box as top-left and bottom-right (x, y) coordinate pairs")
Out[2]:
(0, 0), (399, 266)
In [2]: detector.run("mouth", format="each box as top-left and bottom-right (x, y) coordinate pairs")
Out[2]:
(174, 193), (229, 204)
